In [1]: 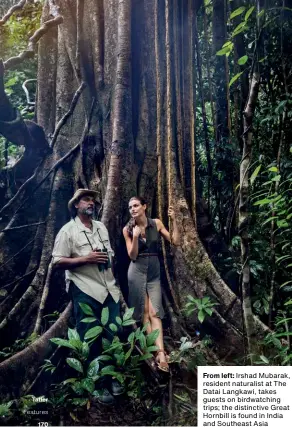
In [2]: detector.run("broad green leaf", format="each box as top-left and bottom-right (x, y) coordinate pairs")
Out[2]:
(84, 326), (103, 340)
(257, 10), (265, 18)
(68, 328), (80, 341)
(147, 345), (159, 353)
(230, 6), (246, 19)
(223, 41), (233, 48)
(69, 339), (83, 351)
(125, 347), (133, 361)
(198, 310), (205, 323)
(122, 319), (136, 326)
(97, 355), (112, 361)
(205, 308), (213, 316)
(81, 378), (95, 393)
(102, 338), (111, 350)
(232, 22), (247, 37)
(109, 323), (118, 332)
(82, 342), (90, 358)
(80, 317), (97, 323)
(238, 55), (248, 66)
(66, 357), (83, 373)
(268, 166), (278, 172)
(280, 281), (292, 289)
(50, 338), (76, 350)
(245, 6), (255, 22)
(216, 46), (231, 56)
(253, 198), (271, 206)
(262, 216), (278, 226)
(250, 165), (261, 185)
(115, 316), (122, 325)
(259, 355), (269, 364)
(275, 317), (292, 325)
(79, 303), (94, 317)
(100, 365), (116, 374)
(139, 333), (147, 350)
(229, 72), (243, 87)
(87, 358), (100, 378)
(101, 307), (109, 326)
(139, 353), (153, 361)
(62, 377), (77, 385)
(271, 175), (281, 182)
(128, 332), (135, 344)
(146, 329), (160, 346)
(123, 307), (135, 321)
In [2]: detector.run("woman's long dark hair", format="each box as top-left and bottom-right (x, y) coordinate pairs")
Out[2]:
(126, 196), (147, 236)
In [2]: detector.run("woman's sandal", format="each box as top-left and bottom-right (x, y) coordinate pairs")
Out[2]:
(155, 350), (169, 373)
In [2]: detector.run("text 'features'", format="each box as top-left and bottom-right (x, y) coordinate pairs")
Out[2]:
(198, 366), (292, 427)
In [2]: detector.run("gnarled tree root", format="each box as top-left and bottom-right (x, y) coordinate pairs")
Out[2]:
(0, 303), (71, 399)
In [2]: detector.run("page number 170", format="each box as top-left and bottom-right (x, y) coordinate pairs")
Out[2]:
(38, 423), (48, 427)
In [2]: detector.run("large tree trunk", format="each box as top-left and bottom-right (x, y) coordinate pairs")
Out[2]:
(0, 0), (269, 399)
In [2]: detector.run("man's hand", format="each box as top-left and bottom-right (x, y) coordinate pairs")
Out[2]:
(86, 251), (109, 264)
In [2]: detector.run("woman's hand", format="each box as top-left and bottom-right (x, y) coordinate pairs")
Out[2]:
(133, 225), (142, 238)
(168, 206), (176, 220)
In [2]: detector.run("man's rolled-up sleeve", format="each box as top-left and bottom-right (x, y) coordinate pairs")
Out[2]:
(52, 230), (72, 264)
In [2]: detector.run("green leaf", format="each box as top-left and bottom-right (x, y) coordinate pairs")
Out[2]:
(87, 358), (100, 377)
(66, 357), (84, 373)
(146, 329), (160, 346)
(109, 323), (118, 332)
(232, 22), (247, 37)
(198, 310), (205, 323)
(229, 72), (243, 87)
(123, 307), (135, 321)
(271, 175), (281, 182)
(80, 317), (97, 323)
(268, 166), (278, 172)
(102, 338), (111, 351)
(245, 6), (255, 22)
(147, 345), (159, 353)
(259, 355), (269, 364)
(216, 46), (231, 56)
(139, 333), (147, 350)
(97, 355), (112, 361)
(62, 377), (77, 385)
(50, 338), (76, 350)
(257, 10), (265, 19)
(139, 353), (153, 361)
(101, 307), (109, 326)
(250, 165), (262, 185)
(79, 303), (94, 317)
(122, 319), (136, 326)
(82, 342), (90, 359)
(253, 198), (271, 206)
(230, 6), (246, 19)
(128, 332), (135, 344)
(115, 316), (122, 325)
(68, 328), (80, 341)
(238, 55), (248, 65)
(262, 216), (278, 226)
(84, 326), (103, 340)
(81, 378), (95, 393)
(280, 281), (292, 289)
(100, 365), (116, 374)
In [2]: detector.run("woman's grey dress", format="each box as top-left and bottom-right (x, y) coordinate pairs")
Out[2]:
(128, 218), (165, 321)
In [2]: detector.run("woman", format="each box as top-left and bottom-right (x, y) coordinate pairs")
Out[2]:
(123, 197), (180, 372)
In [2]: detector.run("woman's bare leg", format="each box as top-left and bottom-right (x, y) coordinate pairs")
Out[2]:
(143, 294), (152, 335)
(148, 298), (167, 364)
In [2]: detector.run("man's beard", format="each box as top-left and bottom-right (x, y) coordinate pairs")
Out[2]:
(79, 207), (94, 216)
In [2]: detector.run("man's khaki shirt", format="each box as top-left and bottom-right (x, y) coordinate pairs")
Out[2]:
(52, 216), (120, 304)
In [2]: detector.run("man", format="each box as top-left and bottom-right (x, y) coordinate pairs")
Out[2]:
(52, 188), (123, 405)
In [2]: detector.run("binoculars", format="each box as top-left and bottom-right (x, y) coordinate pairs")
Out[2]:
(96, 248), (111, 272)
